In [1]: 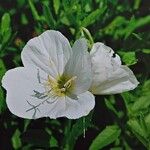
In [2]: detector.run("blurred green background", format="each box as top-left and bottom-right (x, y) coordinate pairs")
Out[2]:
(0, 0), (150, 149)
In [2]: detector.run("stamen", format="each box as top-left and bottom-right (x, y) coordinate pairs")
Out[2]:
(44, 75), (77, 98)
(64, 76), (77, 88)
(60, 88), (66, 92)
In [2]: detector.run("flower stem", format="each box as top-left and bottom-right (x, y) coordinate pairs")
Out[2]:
(80, 27), (94, 50)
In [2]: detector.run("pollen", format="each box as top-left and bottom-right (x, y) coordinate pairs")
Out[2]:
(44, 74), (77, 97)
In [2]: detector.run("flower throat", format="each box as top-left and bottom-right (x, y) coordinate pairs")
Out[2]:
(45, 75), (77, 97)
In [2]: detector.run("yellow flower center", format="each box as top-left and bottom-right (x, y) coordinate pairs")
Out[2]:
(44, 75), (77, 97)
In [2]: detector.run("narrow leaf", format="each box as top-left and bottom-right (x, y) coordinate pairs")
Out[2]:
(1, 13), (11, 35)
(11, 129), (22, 149)
(66, 112), (93, 150)
(0, 59), (6, 113)
(53, 0), (60, 14)
(131, 95), (150, 112)
(43, 4), (56, 28)
(28, 0), (40, 21)
(142, 49), (150, 54)
(81, 6), (107, 27)
(89, 125), (121, 150)
(1, 13), (11, 44)
(125, 15), (150, 39)
(0, 86), (6, 113)
(128, 119), (148, 147)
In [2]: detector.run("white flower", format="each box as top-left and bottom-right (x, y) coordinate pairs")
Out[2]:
(2, 30), (95, 119)
(90, 42), (139, 94)
(2, 30), (139, 120)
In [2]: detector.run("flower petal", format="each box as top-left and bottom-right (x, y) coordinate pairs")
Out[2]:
(90, 42), (139, 94)
(2, 67), (55, 119)
(21, 30), (72, 78)
(47, 91), (95, 119)
(2, 67), (95, 119)
(64, 38), (92, 94)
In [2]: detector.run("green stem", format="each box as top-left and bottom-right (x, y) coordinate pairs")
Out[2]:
(80, 27), (94, 50)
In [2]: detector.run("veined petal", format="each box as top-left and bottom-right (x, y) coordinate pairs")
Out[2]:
(2, 67), (57, 119)
(21, 30), (72, 78)
(90, 42), (139, 94)
(91, 66), (139, 94)
(47, 91), (95, 119)
(64, 38), (92, 95)
(2, 67), (95, 119)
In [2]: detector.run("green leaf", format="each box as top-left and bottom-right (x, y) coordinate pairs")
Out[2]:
(119, 51), (137, 66)
(60, 16), (71, 26)
(50, 136), (58, 147)
(65, 112), (93, 150)
(43, 3), (56, 28)
(0, 86), (6, 113)
(28, 0), (40, 21)
(62, 0), (75, 10)
(145, 114), (150, 134)
(142, 80), (150, 95)
(102, 16), (127, 39)
(133, 0), (141, 10)
(17, 0), (26, 7)
(81, 6), (107, 27)
(89, 125), (121, 150)
(142, 49), (150, 54)
(0, 59), (6, 80)
(127, 119), (148, 147)
(11, 129), (22, 150)
(1, 13), (11, 35)
(131, 80), (150, 112)
(53, 0), (60, 14)
(131, 95), (150, 112)
(124, 15), (150, 39)
(0, 59), (6, 113)
(102, 15), (150, 39)
(0, 13), (11, 44)
(23, 119), (31, 132)
(121, 92), (135, 104)
(128, 119), (145, 137)
(132, 33), (142, 40)
(21, 13), (28, 25)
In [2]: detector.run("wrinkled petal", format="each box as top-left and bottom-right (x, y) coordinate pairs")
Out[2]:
(91, 66), (139, 94)
(21, 30), (72, 78)
(90, 42), (139, 94)
(2, 67), (56, 119)
(64, 38), (92, 95)
(47, 91), (95, 119)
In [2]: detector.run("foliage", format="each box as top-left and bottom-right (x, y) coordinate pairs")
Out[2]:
(0, 0), (149, 149)
(89, 125), (121, 150)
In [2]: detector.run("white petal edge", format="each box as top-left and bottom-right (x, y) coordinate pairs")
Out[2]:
(1, 67), (55, 119)
(47, 91), (95, 119)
